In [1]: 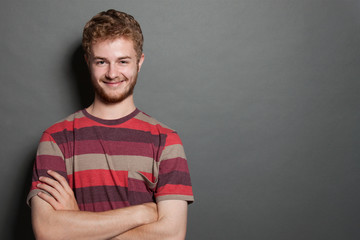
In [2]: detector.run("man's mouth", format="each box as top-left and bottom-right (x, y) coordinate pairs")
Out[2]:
(102, 79), (127, 86)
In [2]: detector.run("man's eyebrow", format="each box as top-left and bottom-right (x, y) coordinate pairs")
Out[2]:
(118, 56), (131, 60)
(92, 56), (132, 60)
(92, 56), (106, 60)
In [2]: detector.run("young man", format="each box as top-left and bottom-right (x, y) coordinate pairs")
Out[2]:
(27, 9), (194, 240)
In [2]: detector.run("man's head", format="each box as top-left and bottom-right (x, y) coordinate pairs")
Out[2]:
(83, 10), (145, 104)
(82, 9), (143, 62)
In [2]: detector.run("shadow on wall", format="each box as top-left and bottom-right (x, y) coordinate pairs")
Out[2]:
(68, 44), (94, 109)
(9, 44), (95, 239)
(10, 148), (36, 240)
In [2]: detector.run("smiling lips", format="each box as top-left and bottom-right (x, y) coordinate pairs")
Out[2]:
(102, 79), (127, 86)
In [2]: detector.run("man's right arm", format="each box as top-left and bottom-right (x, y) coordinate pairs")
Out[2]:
(31, 196), (157, 240)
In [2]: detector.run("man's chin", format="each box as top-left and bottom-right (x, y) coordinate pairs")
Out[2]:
(95, 90), (134, 104)
(93, 80), (136, 104)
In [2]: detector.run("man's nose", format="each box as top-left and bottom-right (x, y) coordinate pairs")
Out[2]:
(105, 64), (118, 79)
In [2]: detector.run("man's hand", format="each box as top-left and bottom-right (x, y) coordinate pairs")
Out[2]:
(37, 170), (79, 211)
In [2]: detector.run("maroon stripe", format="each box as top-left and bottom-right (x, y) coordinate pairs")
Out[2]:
(128, 178), (153, 192)
(74, 185), (154, 205)
(159, 158), (189, 174)
(157, 171), (192, 188)
(32, 169), (67, 182)
(32, 155), (67, 181)
(75, 185), (128, 204)
(51, 127), (166, 146)
(60, 140), (160, 159)
(127, 179), (156, 204)
(36, 155), (66, 171)
(128, 191), (155, 205)
(81, 108), (140, 126)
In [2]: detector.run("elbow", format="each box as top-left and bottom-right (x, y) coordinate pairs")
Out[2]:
(32, 220), (58, 240)
(165, 233), (186, 240)
(162, 224), (187, 240)
(32, 212), (66, 240)
(33, 231), (51, 240)
(173, 230), (187, 240)
(33, 217), (70, 240)
(33, 226), (53, 240)
(33, 224), (67, 240)
(31, 197), (67, 240)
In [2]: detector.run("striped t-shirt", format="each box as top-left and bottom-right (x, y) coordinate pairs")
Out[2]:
(27, 108), (194, 211)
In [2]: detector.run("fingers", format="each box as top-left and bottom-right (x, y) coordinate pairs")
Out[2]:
(37, 179), (62, 201)
(37, 170), (79, 211)
(37, 191), (60, 209)
(47, 170), (72, 192)
(37, 171), (68, 203)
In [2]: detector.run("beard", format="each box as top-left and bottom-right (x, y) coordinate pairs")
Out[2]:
(92, 74), (138, 104)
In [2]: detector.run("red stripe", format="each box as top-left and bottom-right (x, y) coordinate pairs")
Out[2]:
(30, 181), (40, 191)
(39, 133), (56, 143)
(68, 169), (128, 188)
(47, 116), (174, 136)
(164, 132), (183, 147)
(47, 117), (97, 133)
(124, 118), (174, 134)
(156, 184), (193, 196)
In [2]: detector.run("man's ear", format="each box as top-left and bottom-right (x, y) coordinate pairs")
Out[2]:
(137, 53), (145, 72)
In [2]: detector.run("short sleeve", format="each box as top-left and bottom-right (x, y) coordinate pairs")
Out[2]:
(26, 132), (68, 206)
(155, 131), (194, 203)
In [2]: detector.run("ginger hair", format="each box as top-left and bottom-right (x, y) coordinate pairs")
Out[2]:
(82, 9), (143, 60)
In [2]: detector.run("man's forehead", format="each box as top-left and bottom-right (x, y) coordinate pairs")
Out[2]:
(90, 37), (136, 54)
(92, 37), (134, 46)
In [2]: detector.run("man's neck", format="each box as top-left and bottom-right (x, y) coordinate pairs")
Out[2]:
(86, 95), (136, 120)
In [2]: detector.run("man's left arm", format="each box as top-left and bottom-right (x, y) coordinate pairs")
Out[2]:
(112, 199), (188, 240)
(38, 173), (189, 240)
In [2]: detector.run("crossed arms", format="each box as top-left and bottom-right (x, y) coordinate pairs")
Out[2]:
(31, 170), (188, 240)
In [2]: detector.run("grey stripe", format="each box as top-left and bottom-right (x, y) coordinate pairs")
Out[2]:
(65, 154), (156, 174)
(37, 141), (64, 158)
(160, 144), (186, 161)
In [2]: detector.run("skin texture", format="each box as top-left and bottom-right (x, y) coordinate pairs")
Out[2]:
(85, 37), (144, 120)
(36, 171), (188, 240)
(31, 37), (189, 240)
(87, 38), (143, 105)
(32, 171), (158, 240)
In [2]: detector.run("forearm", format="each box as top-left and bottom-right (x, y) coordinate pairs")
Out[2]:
(31, 196), (156, 240)
(112, 218), (186, 240)
(112, 200), (188, 240)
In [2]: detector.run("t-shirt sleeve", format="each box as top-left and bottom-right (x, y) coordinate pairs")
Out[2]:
(26, 132), (68, 206)
(154, 131), (194, 203)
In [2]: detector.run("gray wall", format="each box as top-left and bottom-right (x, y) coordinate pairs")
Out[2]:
(1, 0), (359, 239)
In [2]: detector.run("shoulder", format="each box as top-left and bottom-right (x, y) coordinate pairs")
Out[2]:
(43, 110), (85, 135)
(134, 111), (176, 134)
(134, 110), (183, 146)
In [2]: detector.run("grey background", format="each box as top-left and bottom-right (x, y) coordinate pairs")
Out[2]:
(1, 0), (359, 239)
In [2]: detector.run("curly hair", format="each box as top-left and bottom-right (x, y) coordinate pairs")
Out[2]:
(82, 9), (143, 60)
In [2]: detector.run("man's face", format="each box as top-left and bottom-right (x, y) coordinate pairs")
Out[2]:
(87, 37), (144, 104)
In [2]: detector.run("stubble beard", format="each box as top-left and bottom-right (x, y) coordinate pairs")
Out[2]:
(93, 74), (138, 104)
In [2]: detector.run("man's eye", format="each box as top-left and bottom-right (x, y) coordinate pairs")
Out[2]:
(120, 61), (128, 64)
(96, 61), (106, 65)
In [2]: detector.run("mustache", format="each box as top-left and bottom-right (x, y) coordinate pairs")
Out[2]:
(100, 76), (128, 82)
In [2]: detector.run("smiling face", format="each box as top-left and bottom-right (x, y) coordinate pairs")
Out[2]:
(87, 37), (144, 104)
